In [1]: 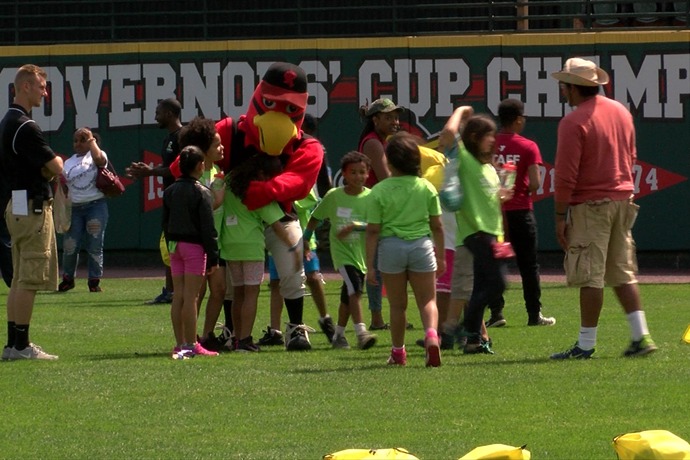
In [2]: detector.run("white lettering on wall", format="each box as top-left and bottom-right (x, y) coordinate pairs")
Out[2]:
(110, 64), (142, 128)
(612, 54), (662, 118)
(66, 65), (106, 128)
(0, 52), (687, 133)
(142, 63), (176, 124)
(181, 61), (221, 121)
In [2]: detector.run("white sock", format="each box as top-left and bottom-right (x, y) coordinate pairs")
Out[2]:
(334, 325), (346, 338)
(578, 327), (597, 350)
(626, 310), (649, 341)
(354, 323), (367, 336)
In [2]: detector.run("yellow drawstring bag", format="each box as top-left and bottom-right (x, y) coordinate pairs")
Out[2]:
(458, 444), (531, 460)
(613, 430), (690, 459)
(323, 447), (419, 460)
(419, 145), (447, 192)
(682, 324), (690, 343)
(159, 232), (170, 267)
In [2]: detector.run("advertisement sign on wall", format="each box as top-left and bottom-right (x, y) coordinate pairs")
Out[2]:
(1, 33), (687, 250)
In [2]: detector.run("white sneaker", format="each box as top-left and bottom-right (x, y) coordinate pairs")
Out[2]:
(9, 343), (59, 360)
(528, 314), (556, 326)
(356, 331), (377, 350)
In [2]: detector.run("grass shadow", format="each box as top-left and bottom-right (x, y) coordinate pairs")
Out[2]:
(87, 351), (173, 360)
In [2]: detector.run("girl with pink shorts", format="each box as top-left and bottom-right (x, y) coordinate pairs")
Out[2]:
(163, 146), (220, 359)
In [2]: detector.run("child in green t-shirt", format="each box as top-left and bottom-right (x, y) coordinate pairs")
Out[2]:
(365, 132), (445, 367)
(446, 112), (514, 355)
(305, 151), (377, 351)
(220, 154), (300, 352)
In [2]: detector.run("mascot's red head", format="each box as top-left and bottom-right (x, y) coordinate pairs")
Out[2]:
(244, 62), (308, 156)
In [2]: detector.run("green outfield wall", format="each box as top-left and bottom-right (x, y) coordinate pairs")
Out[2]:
(1, 32), (688, 251)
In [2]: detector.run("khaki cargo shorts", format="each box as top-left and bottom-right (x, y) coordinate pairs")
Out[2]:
(450, 244), (474, 301)
(564, 199), (639, 289)
(6, 200), (59, 291)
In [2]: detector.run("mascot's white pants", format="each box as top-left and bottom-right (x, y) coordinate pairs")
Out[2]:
(264, 220), (306, 299)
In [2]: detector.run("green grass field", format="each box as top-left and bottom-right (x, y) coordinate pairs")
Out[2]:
(0, 276), (688, 459)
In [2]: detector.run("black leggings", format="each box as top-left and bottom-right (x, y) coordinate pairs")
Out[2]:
(463, 232), (507, 337)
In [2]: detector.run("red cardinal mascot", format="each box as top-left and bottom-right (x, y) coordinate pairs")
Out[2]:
(216, 62), (323, 351)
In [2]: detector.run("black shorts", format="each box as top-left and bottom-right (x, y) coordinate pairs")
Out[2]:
(338, 265), (365, 304)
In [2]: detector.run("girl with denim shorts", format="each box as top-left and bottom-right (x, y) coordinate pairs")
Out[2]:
(365, 132), (445, 367)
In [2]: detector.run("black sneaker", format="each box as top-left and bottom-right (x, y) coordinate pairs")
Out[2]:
(440, 331), (455, 350)
(550, 342), (595, 360)
(419, 331), (455, 350)
(199, 332), (222, 352)
(144, 287), (173, 305)
(285, 323), (314, 351)
(318, 316), (335, 343)
(257, 326), (284, 346)
(214, 323), (235, 351)
(88, 278), (102, 292)
(485, 316), (507, 328)
(237, 336), (259, 352)
(463, 336), (494, 354)
(58, 275), (75, 292)
(623, 335), (658, 357)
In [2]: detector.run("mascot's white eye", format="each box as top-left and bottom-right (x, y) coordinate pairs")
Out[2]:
(263, 98), (276, 109)
(285, 104), (298, 114)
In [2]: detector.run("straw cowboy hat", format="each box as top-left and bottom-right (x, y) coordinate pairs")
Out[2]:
(551, 57), (610, 87)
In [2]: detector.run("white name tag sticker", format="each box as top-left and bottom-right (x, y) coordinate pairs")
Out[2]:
(336, 207), (352, 219)
(12, 190), (28, 216)
(225, 214), (238, 226)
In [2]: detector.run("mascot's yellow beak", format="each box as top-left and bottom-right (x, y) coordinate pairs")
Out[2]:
(253, 111), (298, 156)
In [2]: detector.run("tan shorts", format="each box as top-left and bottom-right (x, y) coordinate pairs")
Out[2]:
(5, 200), (59, 291)
(265, 220), (305, 299)
(450, 245), (473, 301)
(564, 199), (639, 288)
(224, 264), (234, 301)
(228, 260), (264, 286)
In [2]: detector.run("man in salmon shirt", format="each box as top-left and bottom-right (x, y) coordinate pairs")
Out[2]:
(550, 57), (657, 360)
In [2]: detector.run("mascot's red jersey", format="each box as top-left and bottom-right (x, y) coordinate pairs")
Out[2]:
(215, 62), (323, 213)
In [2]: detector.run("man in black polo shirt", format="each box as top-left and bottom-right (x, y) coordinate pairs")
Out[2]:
(0, 64), (64, 360)
(0, 173), (11, 288)
(126, 98), (182, 304)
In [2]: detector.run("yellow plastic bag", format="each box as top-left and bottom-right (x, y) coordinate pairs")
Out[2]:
(323, 447), (419, 460)
(159, 232), (170, 267)
(613, 430), (690, 459)
(458, 444), (531, 460)
(683, 324), (690, 344)
(419, 145), (447, 192)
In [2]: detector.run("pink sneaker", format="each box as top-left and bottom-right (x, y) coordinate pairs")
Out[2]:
(192, 342), (219, 357)
(425, 334), (441, 368)
(387, 347), (407, 366)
